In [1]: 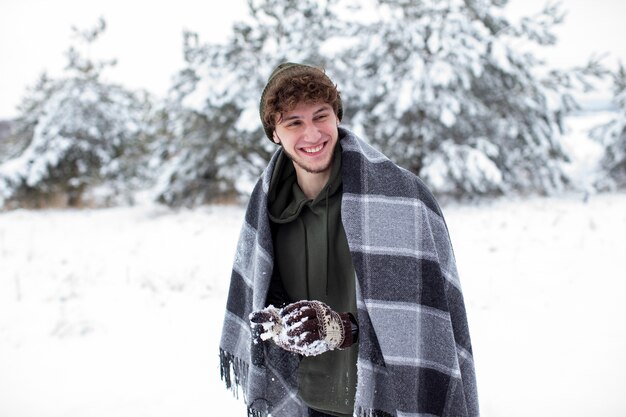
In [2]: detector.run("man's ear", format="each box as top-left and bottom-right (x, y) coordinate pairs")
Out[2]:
(272, 131), (281, 144)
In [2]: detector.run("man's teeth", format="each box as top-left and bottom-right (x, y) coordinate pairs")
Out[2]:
(303, 144), (323, 153)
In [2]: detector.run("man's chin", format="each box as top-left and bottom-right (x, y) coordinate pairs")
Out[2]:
(292, 156), (333, 175)
(283, 149), (332, 175)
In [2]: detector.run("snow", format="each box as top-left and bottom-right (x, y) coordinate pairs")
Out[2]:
(561, 111), (614, 191)
(1, 190), (625, 416)
(421, 141), (504, 195)
(0, 205), (249, 416)
(451, 191), (626, 417)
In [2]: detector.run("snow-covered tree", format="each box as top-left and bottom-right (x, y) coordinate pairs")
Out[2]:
(0, 119), (18, 163)
(160, 0), (606, 203)
(0, 18), (152, 209)
(330, 0), (606, 197)
(151, 95), (246, 207)
(154, 0), (345, 206)
(591, 64), (626, 189)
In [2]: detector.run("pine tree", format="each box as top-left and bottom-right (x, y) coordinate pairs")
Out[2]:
(154, 0), (342, 206)
(330, 0), (606, 198)
(0, 18), (151, 209)
(160, 0), (606, 203)
(591, 63), (626, 189)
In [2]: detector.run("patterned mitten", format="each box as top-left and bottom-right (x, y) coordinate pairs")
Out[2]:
(279, 300), (354, 356)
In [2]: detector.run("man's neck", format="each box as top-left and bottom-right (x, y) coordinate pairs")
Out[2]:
(294, 166), (331, 200)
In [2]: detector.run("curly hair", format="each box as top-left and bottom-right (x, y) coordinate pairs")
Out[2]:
(260, 63), (343, 140)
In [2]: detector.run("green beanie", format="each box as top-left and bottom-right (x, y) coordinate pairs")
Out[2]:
(259, 62), (343, 141)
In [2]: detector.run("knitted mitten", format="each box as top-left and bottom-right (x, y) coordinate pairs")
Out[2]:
(279, 300), (354, 356)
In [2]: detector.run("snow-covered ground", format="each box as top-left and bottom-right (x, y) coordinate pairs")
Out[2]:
(0, 191), (624, 417)
(0, 204), (249, 416)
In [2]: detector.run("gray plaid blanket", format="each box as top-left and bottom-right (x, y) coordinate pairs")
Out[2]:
(219, 127), (479, 417)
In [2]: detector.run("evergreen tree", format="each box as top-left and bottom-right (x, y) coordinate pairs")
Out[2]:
(154, 0), (343, 206)
(591, 63), (626, 189)
(0, 74), (57, 164)
(331, 0), (605, 197)
(0, 18), (151, 209)
(160, 0), (606, 203)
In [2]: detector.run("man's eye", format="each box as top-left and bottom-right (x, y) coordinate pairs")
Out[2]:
(316, 114), (328, 121)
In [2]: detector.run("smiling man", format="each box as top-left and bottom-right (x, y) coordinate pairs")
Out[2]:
(219, 62), (479, 417)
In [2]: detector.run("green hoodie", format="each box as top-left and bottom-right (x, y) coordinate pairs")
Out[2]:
(267, 145), (358, 417)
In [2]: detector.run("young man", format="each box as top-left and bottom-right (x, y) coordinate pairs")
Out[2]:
(219, 63), (479, 417)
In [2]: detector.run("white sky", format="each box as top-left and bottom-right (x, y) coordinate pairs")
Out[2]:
(1, 0), (625, 119)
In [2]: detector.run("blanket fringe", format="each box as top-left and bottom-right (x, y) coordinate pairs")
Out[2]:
(222, 348), (392, 417)
(219, 347), (250, 400)
(356, 406), (394, 417)
(220, 348), (270, 417)
(247, 407), (265, 417)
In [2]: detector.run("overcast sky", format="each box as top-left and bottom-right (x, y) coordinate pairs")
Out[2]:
(1, 0), (625, 120)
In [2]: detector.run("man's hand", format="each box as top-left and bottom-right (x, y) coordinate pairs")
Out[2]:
(249, 300), (355, 356)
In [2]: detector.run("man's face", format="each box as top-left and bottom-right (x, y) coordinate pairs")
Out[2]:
(273, 101), (339, 177)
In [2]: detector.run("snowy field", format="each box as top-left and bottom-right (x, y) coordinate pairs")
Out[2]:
(0, 190), (624, 417)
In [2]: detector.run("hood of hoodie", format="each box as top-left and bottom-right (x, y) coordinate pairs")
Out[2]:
(268, 144), (343, 224)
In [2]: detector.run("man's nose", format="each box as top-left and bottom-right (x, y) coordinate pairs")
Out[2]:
(303, 121), (322, 141)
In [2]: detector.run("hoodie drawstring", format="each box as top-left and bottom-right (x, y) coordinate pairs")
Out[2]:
(300, 217), (311, 300)
(325, 187), (330, 296)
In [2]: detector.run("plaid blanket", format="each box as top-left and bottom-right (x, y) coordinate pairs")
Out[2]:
(219, 127), (479, 417)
